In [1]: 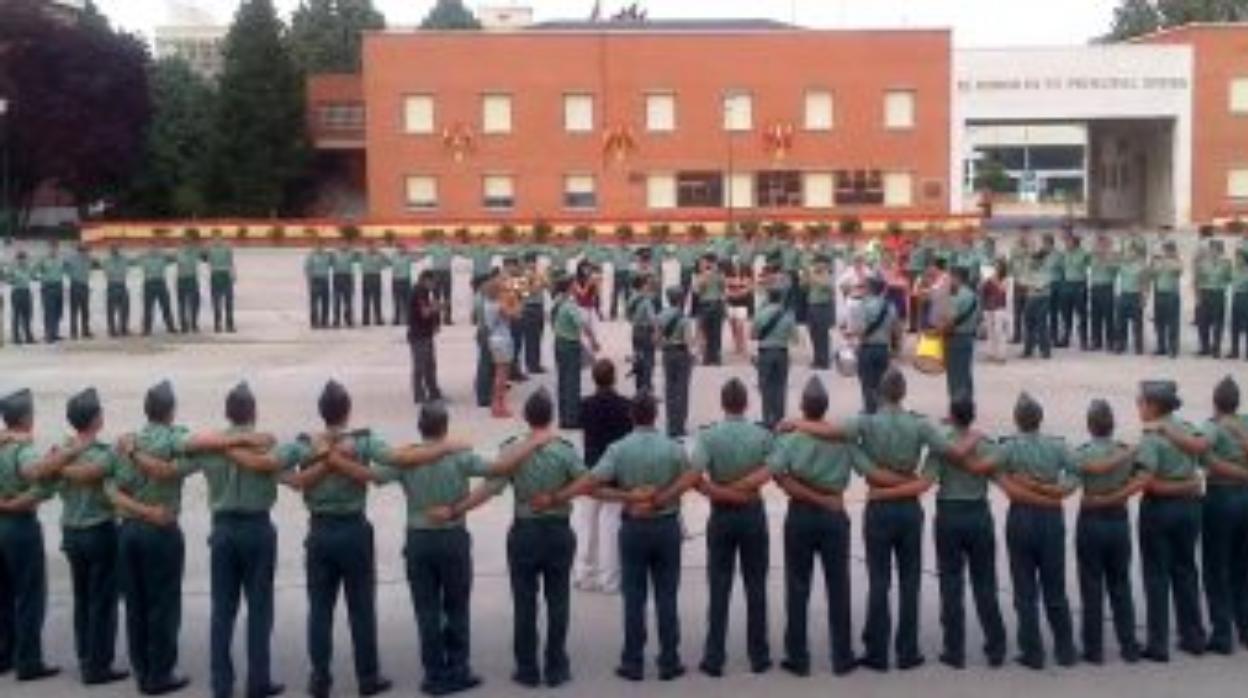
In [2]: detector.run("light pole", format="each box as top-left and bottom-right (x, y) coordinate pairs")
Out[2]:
(0, 97), (9, 241)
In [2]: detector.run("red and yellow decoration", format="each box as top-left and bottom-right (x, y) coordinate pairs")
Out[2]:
(602, 125), (638, 162)
(762, 122), (796, 160)
(440, 123), (475, 162)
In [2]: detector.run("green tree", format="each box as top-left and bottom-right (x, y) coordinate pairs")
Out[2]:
(1106, 0), (1161, 40)
(211, 0), (306, 216)
(973, 157), (1013, 195)
(1106, 0), (1248, 40)
(289, 0), (385, 74)
(419, 0), (482, 29)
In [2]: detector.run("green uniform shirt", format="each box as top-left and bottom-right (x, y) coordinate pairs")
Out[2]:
(107, 423), (198, 518)
(767, 432), (872, 493)
(4, 262), (35, 289)
(36, 254), (67, 283)
(1063, 248), (1090, 283)
(655, 308), (690, 347)
(1152, 257), (1182, 293)
(1233, 247), (1248, 292)
(921, 425), (995, 501)
(692, 417), (773, 484)
(103, 253), (131, 283)
(1090, 251), (1119, 286)
(753, 300), (796, 349)
(330, 250), (357, 275)
(0, 441), (50, 502)
(360, 251), (388, 276)
(805, 270), (836, 304)
(627, 292), (656, 330)
(1201, 416), (1248, 487)
(994, 432), (1078, 492)
(279, 430), (391, 515)
(491, 435), (586, 519)
(207, 243), (234, 274)
(424, 244), (451, 271)
(856, 295), (896, 347)
(1075, 437), (1140, 496)
(1044, 250), (1065, 285)
(949, 285), (980, 336)
(304, 250), (331, 279)
(373, 446), (490, 529)
(1118, 257), (1148, 294)
(674, 246), (701, 272)
(463, 247), (491, 277)
(390, 251), (417, 281)
(698, 270), (725, 302)
(845, 406), (947, 474)
(195, 426), (290, 514)
(139, 250), (172, 282)
(66, 251), (93, 284)
(1196, 254), (1232, 291)
(175, 247), (201, 279)
(590, 428), (690, 516)
(908, 244), (931, 275)
(551, 297), (582, 342)
(1136, 416), (1201, 482)
(55, 441), (120, 529)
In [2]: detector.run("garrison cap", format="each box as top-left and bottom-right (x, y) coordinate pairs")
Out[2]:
(1014, 392), (1043, 429)
(1213, 375), (1239, 408)
(2, 389), (34, 424)
(801, 375), (828, 402)
(145, 380), (176, 417)
(66, 387), (101, 429)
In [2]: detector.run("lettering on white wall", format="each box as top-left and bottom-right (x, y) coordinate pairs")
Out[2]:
(958, 76), (1189, 93)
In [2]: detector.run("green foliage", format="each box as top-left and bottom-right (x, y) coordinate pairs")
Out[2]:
(290, 0), (386, 74)
(571, 224), (594, 242)
(532, 220), (553, 244)
(614, 223), (635, 242)
(419, 0), (482, 29)
(453, 226), (471, 243)
(421, 227), (444, 242)
(497, 224), (519, 244)
(974, 157), (1013, 195)
(647, 223), (671, 242)
(339, 223), (361, 241)
(1105, 0), (1248, 40)
(268, 225), (287, 242)
(383, 229), (397, 245)
(804, 222), (831, 240)
(687, 223), (708, 240)
(838, 216), (862, 236)
(185, 227), (201, 241)
(765, 221), (791, 238)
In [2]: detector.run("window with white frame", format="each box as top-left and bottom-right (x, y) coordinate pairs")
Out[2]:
(564, 174), (597, 209)
(564, 93), (595, 133)
(482, 93), (512, 134)
(402, 95), (433, 134)
(1231, 78), (1248, 115)
(884, 90), (916, 130)
(725, 172), (754, 209)
(647, 174), (677, 209)
(883, 171), (914, 207)
(1229, 168), (1248, 199)
(646, 92), (676, 132)
(804, 90), (834, 131)
(483, 174), (515, 210)
(723, 92), (753, 132)
(404, 176), (437, 210)
(803, 172), (835, 208)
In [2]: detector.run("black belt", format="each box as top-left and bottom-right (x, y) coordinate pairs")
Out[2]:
(310, 511), (367, 523)
(662, 345), (689, 352)
(759, 346), (788, 353)
(621, 511), (679, 523)
(711, 500), (764, 514)
(213, 511), (271, 522)
(1078, 505), (1128, 518)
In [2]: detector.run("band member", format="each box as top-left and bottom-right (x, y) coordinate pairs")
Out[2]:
(1088, 234), (1118, 352)
(627, 274), (658, 395)
(848, 276), (900, 415)
(694, 255), (726, 365)
(942, 267), (980, 403)
(1200, 376), (1248, 654)
(1195, 239), (1232, 358)
(804, 255), (836, 369)
(1060, 235), (1089, 349)
(753, 285), (797, 429)
(656, 286), (694, 438)
(1152, 242), (1183, 358)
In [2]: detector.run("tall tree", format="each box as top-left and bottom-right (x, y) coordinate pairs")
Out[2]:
(211, 0), (306, 216)
(290, 0), (385, 74)
(1106, 0), (1248, 40)
(1106, 0), (1161, 40)
(419, 0), (482, 29)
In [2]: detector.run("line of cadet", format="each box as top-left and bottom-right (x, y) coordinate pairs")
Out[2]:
(0, 234), (238, 343)
(2, 366), (1247, 696)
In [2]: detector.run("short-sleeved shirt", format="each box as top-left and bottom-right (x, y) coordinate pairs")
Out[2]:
(552, 297), (582, 342)
(466, 247), (493, 277)
(1152, 257), (1182, 293)
(491, 435), (586, 519)
(5, 262), (35, 289)
(103, 254), (130, 283)
(806, 270), (836, 304)
(424, 244), (451, 271)
(360, 252), (388, 275)
(194, 426), (291, 513)
(994, 432), (1078, 491)
(0, 441), (50, 502)
(1090, 252), (1119, 285)
(107, 423), (198, 518)
(1118, 257), (1148, 294)
(692, 417), (773, 485)
(56, 440), (120, 528)
(37, 255), (67, 283)
(922, 426), (995, 501)
(1201, 416), (1248, 486)
(948, 285), (980, 336)
(279, 430), (391, 515)
(853, 295), (896, 347)
(1075, 437), (1142, 496)
(627, 292), (656, 330)
(66, 252), (93, 284)
(699, 270), (725, 302)
(1233, 250), (1248, 292)
(139, 251), (171, 282)
(845, 406), (947, 474)
(590, 428), (689, 516)
(767, 432), (872, 493)
(1196, 255), (1232, 291)
(1136, 416), (1201, 482)
(331, 250), (357, 275)
(207, 243), (234, 273)
(373, 446), (491, 529)
(655, 308), (690, 348)
(304, 251), (331, 279)
(753, 301), (795, 349)
(390, 252), (417, 280)
(175, 247), (201, 278)
(1063, 248), (1090, 282)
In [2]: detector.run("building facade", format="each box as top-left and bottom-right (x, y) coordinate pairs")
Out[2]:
(154, 24), (227, 80)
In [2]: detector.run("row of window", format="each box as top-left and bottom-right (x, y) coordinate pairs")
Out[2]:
(319, 104), (365, 130)
(401, 89), (918, 136)
(1232, 78), (1248, 115)
(402, 169), (916, 212)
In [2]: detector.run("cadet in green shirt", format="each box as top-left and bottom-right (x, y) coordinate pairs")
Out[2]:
(56, 388), (131, 685)
(35, 240), (67, 343)
(609, 244), (634, 321)
(942, 267), (981, 403)
(388, 243), (417, 326)
(1134, 380), (1209, 661)
(518, 252), (548, 375)
(1022, 246), (1054, 360)
(551, 276), (597, 430)
(66, 242), (95, 340)
(358, 241), (386, 327)
(1059, 234), (1090, 349)
(656, 286), (694, 438)
(694, 254), (726, 365)
(102, 246), (133, 337)
(1008, 234), (1032, 344)
(1088, 234), (1119, 351)
(691, 379), (775, 677)
(173, 239), (202, 334)
(1041, 234), (1064, 342)
(1073, 400), (1147, 665)
(752, 285), (797, 429)
(206, 232), (236, 333)
(803, 254), (837, 370)
(424, 240), (453, 325)
(551, 394), (699, 682)
(849, 276), (901, 414)
(1231, 239), (1248, 358)
(1200, 377), (1248, 654)
(1151, 241), (1183, 358)
(5, 250), (36, 344)
(1195, 238), (1233, 357)
(626, 273), (658, 394)
(304, 243), (332, 329)
(1114, 241), (1149, 354)
(330, 245), (357, 328)
(139, 244), (177, 335)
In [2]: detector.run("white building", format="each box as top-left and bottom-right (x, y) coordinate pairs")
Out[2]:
(478, 5), (534, 31)
(154, 24), (227, 80)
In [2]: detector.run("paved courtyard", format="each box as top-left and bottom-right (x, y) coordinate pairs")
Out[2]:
(3, 243), (1247, 698)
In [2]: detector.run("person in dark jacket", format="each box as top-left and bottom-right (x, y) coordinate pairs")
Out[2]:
(408, 271), (443, 404)
(572, 360), (633, 593)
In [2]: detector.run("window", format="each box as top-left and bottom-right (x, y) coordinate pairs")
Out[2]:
(1229, 168), (1248, 199)
(564, 93), (595, 133)
(803, 172), (835, 208)
(564, 174), (597, 209)
(646, 92), (676, 132)
(404, 176), (437, 210)
(402, 95), (433, 134)
(883, 171), (914, 207)
(884, 90), (916, 130)
(726, 172), (754, 209)
(647, 174), (677, 209)
(1232, 78), (1248, 115)
(676, 171), (723, 208)
(723, 92), (753, 131)
(835, 170), (885, 205)
(322, 103), (364, 130)
(483, 175), (514, 210)
(756, 171), (802, 208)
(482, 93), (512, 134)
(804, 90), (834, 131)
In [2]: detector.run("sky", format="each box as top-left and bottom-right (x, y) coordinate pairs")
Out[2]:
(93, 0), (1123, 47)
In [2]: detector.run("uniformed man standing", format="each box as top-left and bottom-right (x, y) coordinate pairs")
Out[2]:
(674, 243), (700, 311)
(407, 271), (444, 405)
(206, 232), (236, 333)
(609, 244), (633, 321)
(1074, 400), (1146, 664)
(849, 276), (900, 414)
(330, 244), (357, 328)
(359, 242), (386, 328)
(1022, 248), (1053, 360)
(66, 242), (95, 340)
(388, 243), (416, 326)
(656, 286), (694, 438)
(1088, 234), (1118, 351)
(35, 240), (66, 343)
(1041, 234), (1064, 342)
(472, 270), (499, 408)
(1195, 239), (1232, 358)
(551, 277), (588, 429)
(804, 254), (836, 369)
(692, 379), (774, 677)
(1060, 235), (1089, 349)
(546, 394), (700, 682)
(103, 245), (133, 337)
(174, 239), (202, 334)
(1152, 241), (1183, 358)
(753, 285), (797, 429)
(1230, 237), (1248, 358)
(520, 252), (548, 375)
(139, 244), (177, 336)
(1114, 240), (1149, 354)
(56, 388), (131, 685)
(5, 250), (36, 344)
(626, 274), (657, 395)
(695, 255), (726, 366)
(942, 267), (981, 403)
(304, 243), (332, 329)
(1008, 235), (1032, 345)
(425, 239), (453, 325)
(1200, 376), (1248, 654)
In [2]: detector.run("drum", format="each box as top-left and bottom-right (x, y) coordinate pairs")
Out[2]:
(834, 345), (858, 377)
(912, 332), (946, 375)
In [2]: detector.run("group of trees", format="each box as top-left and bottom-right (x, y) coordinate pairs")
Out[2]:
(1106, 0), (1248, 40)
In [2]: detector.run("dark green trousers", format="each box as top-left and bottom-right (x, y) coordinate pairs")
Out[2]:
(175, 276), (200, 332)
(807, 302), (833, 368)
(210, 513), (277, 698)
(945, 335), (975, 403)
(702, 503), (770, 672)
(862, 499), (924, 668)
(699, 301), (726, 365)
(118, 519), (185, 690)
(390, 278), (411, 326)
(1201, 485), (1248, 650)
(1197, 288), (1226, 355)
(62, 522), (120, 681)
(934, 500), (1005, 665)
(1231, 291), (1248, 356)
(39, 281), (62, 342)
(1011, 286), (1028, 343)
(361, 273), (382, 326)
(332, 273), (354, 327)
(1114, 292), (1144, 354)
(1075, 507), (1138, 661)
(522, 304), (545, 373)
(0, 513), (49, 675)
(1058, 281), (1087, 347)
(69, 280), (91, 338)
(1153, 291), (1180, 357)
(106, 281), (130, 336)
(782, 502), (853, 674)
(1089, 284), (1114, 350)
(308, 278), (330, 328)
(757, 347), (788, 430)
(10, 287), (34, 344)
(555, 338), (582, 429)
(474, 328), (494, 408)
(1023, 294), (1051, 359)
(405, 527), (474, 688)
(507, 518), (575, 682)
(142, 280), (176, 334)
(631, 333), (655, 395)
(1139, 496), (1205, 656)
(1005, 505), (1075, 667)
(610, 270), (632, 320)
(305, 514), (380, 689)
(662, 347), (692, 438)
(856, 343), (890, 414)
(618, 514), (682, 676)
(211, 271), (235, 332)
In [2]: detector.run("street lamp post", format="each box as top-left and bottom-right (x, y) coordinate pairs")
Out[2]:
(0, 98), (9, 241)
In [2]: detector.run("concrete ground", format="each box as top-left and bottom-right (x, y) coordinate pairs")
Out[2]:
(3, 243), (1247, 698)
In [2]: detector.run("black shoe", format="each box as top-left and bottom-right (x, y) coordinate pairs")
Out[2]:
(0, 662), (11, 676)
(831, 659), (856, 677)
(543, 668), (571, 688)
(529, 367), (548, 375)
(143, 675), (190, 695)
(306, 675), (331, 698)
(697, 661), (722, 678)
(359, 676), (393, 697)
(248, 684), (285, 698)
(420, 679), (450, 697)
(749, 659), (772, 675)
(657, 665), (685, 681)
(1206, 639), (1234, 656)
(1121, 646), (1141, 664)
(1081, 651), (1104, 665)
(1015, 654), (1045, 671)
(614, 666), (643, 682)
(897, 655), (925, 671)
(511, 671), (541, 688)
(1178, 641), (1206, 657)
(17, 665), (60, 682)
(1140, 647), (1169, 663)
(1055, 652), (1078, 668)
(1229, 351), (1241, 359)
(84, 668), (130, 685)
(779, 659), (809, 677)
(856, 655), (888, 672)
(939, 654), (965, 670)
(987, 654), (1005, 668)
(442, 673), (480, 694)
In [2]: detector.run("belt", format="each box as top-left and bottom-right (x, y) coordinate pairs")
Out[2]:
(1078, 505), (1128, 517)
(759, 346), (788, 353)
(711, 500), (764, 514)
(621, 511), (679, 523)
(662, 345), (689, 352)
(213, 511), (271, 523)
(310, 511), (367, 523)
(0, 511), (36, 521)
(936, 498), (989, 510)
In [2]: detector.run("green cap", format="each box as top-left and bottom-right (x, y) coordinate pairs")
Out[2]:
(1, 388), (33, 425)
(66, 387), (101, 430)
